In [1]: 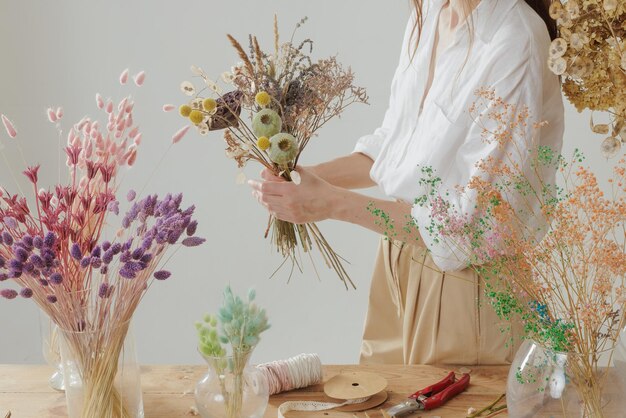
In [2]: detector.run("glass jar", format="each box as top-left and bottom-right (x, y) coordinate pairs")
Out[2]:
(59, 320), (144, 418)
(506, 339), (626, 418)
(195, 349), (268, 418)
(40, 315), (64, 391)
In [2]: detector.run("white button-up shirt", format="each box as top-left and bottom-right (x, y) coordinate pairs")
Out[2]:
(354, 0), (564, 271)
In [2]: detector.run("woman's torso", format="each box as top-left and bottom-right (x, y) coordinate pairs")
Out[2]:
(370, 0), (564, 205)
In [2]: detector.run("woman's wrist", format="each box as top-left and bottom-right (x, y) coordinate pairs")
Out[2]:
(327, 186), (360, 222)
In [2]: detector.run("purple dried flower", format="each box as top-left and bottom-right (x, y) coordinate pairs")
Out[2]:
(0, 273), (7, 281)
(108, 201), (120, 215)
(10, 270), (22, 278)
(102, 241), (111, 252)
(29, 254), (44, 269)
(0, 256), (4, 268)
(46, 295), (57, 303)
(49, 272), (63, 285)
(23, 262), (34, 273)
(111, 243), (122, 254)
(2, 232), (13, 246)
(120, 251), (131, 263)
(80, 257), (91, 268)
(100, 265), (109, 275)
(181, 237), (206, 247)
(3, 216), (18, 229)
(22, 235), (33, 248)
(131, 248), (144, 260)
(19, 288), (33, 298)
(1, 289), (18, 299)
(39, 278), (49, 286)
(153, 270), (171, 280)
(42, 248), (55, 263)
(33, 236), (43, 249)
(14, 247), (29, 262)
(98, 282), (113, 298)
(139, 253), (152, 264)
(186, 220), (198, 236)
(70, 243), (82, 260)
(125, 261), (144, 273)
(102, 250), (113, 264)
(119, 267), (136, 279)
(91, 257), (102, 268)
(91, 246), (101, 258)
(141, 238), (153, 251)
(43, 232), (56, 248)
(127, 190), (137, 202)
(9, 259), (23, 271)
(122, 239), (133, 251)
(122, 217), (131, 229)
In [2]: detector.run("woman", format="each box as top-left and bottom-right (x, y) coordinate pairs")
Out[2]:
(249, 0), (564, 365)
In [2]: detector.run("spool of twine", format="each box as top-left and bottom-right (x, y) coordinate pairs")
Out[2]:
(256, 353), (323, 395)
(257, 355), (388, 418)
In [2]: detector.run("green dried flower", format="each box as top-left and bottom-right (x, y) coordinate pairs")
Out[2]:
(252, 108), (282, 138)
(268, 133), (298, 164)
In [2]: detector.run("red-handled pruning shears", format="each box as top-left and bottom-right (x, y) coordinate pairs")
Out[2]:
(384, 371), (470, 417)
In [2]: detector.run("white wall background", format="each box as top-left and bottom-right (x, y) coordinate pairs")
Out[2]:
(0, 0), (613, 365)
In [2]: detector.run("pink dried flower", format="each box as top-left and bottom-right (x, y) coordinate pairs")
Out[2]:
(96, 93), (105, 109)
(162, 104), (175, 112)
(133, 71), (146, 86)
(1, 114), (17, 138)
(19, 288), (33, 298)
(119, 68), (129, 85)
(172, 125), (191, 144)
(23, 165), (40, 184)
(55, 107), (63, 119)
(47, 108), (58, 123)
(128, 126), (139, 139)
(1, 289), (18, 299)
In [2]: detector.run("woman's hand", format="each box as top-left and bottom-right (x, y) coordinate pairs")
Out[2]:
(248, 167), (339, 224)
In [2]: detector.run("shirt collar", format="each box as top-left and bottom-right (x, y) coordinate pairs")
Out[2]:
(428, 0), (519, 44)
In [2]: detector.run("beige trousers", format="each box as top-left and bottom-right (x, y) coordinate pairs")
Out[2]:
(360, 237), (521, 365)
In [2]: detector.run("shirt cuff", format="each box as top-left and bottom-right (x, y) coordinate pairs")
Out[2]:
(410, 204), (470, 272)
(352, 133), (383, 161)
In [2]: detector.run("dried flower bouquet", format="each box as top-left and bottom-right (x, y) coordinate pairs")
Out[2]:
(0, 71), (204, 418)
(172, 17), (368, 288)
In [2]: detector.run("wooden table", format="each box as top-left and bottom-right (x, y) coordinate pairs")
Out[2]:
(0, 364), (509, 417)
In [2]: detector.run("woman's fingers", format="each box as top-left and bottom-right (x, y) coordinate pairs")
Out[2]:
(261, 168), (285, 182)
(248, 179), (293, 196)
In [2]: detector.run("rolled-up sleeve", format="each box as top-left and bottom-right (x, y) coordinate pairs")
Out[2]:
(410, 33), (563, 271)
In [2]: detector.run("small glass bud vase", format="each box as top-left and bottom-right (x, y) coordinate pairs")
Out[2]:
(506, 339), (626, 418)
(59, 320), (144, 418)
(195, 348), (269, 418)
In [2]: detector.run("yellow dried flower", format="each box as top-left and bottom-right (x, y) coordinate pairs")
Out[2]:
(255, 91), (271, 107)
(179, 104), (192, 117)
(189, 110), (204, 125)
(202, 98), (217, 112)
(257, 136), (270, 151)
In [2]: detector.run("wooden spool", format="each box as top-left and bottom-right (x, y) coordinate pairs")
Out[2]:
(324, 371), (389, 412)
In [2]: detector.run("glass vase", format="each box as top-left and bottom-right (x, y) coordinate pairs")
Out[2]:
(506, 339), (626, 418)
(40, 315), (64, 391)
(195, 349), (269, 418)
(59, 320), (144, 418)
